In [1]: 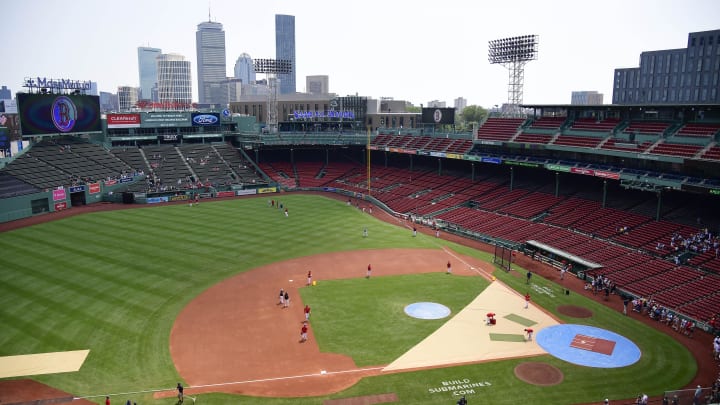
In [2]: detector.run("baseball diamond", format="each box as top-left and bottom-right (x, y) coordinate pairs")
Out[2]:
(0, 194), (712, 405)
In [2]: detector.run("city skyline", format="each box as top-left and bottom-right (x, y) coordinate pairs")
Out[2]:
(1, 0), (719, 108)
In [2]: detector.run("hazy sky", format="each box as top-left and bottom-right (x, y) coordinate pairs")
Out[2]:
(1, 0), (719, 107)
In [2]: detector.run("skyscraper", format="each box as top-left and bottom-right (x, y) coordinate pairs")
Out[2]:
(196, 20), (226, 105)
(234, 53), (256, 84)
(138, 47), (162, 101)
(157, 53), (192, 109)
(275, 14), (296, 94)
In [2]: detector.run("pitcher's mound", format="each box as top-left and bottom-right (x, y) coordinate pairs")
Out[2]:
(514, 362), (564, 386)
(557, 305), (593, 318)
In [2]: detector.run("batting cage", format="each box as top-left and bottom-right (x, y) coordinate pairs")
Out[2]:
(493, 244), (512, 272)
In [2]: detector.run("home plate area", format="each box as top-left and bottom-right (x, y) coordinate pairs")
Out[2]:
(569, 334), (616, 356)
(536, 324), (641, 368)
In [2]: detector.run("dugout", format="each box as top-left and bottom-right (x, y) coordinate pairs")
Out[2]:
(524, 240), (604, 279)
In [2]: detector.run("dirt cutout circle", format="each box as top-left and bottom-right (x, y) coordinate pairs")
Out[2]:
(514, 362), (564, 386)
(557, 305), (593, 318)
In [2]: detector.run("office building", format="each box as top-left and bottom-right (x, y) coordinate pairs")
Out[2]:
(0, 86), (11, 99)
(275, 14), (296, 94)
(117, 86), (139, 111)
(306, 75), (329, 94)
(138, 46), (162, 100)
(427, 100), (446, 108)
(87, 81), (98, 96)
(157, 53), (192, 108)
(612, 29), (720, 104)
(234, 53), (256, 84)
(571, 91), (604, 105)
(454, 97), (467, 112)
(99, 91), (119, 112)
(196, 20), (227, 105)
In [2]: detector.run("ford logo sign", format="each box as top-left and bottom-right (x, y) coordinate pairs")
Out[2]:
(192, 114), (219, 125)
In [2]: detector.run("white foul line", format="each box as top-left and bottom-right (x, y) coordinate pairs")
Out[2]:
(441, 246), (493, 278)
(75, 366), (385, 399)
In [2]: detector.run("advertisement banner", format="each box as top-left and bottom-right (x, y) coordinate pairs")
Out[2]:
(545, 164), (571, 172)
(68, 185), (86, 193)
(429, 152), (447, 158)
(107, 113), (141, 128)
(570, 167), (595, 176)
(141, 112), (191, 127)
(191, 113), (220, 126)
(88, 183), (101, 194)
(257, 187), (278, 194)
(504, 161), (540, 168)
(593, 170), (620, 180)
(446, 153), (462, 160)
(235, 189), (257, 196)
(54, 202), (67, 211)
(481, 157), (502, 164)
(52, 188), (66, 201)
(216, 191), (235, 198)
(157, 134), (182, 142)
(119, 177), (133, 183)
(147, 196), (169, 204)
(104, 179), (117, 186)
(169, 194), (189, 202)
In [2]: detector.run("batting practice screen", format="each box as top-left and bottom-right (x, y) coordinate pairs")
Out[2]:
(493, 245), (512, 272)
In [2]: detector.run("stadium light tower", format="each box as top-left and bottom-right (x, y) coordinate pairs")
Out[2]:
(253, 58), (292, 133)
(488, 35), (539, 117)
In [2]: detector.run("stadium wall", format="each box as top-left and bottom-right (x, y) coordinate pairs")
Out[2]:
(0, 190), (55, 222)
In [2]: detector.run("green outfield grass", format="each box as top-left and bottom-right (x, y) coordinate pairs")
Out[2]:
(0, 194), (696, 404)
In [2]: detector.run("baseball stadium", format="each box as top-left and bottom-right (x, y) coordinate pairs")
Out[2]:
(2, 37), (720, 405)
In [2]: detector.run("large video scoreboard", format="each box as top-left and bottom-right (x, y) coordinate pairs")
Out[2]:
(17, 93), (102, 136)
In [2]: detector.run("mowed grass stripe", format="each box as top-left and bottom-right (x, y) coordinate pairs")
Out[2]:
(1, 240), (176, 300)
(0, 256), (165, 317)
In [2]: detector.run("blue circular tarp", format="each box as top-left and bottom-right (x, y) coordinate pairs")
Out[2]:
(536, 324), (641, 368)
(404, 302), (451, 320)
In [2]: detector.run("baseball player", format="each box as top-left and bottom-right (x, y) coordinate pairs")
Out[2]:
(300, 322), (308, 342)
(176, 383), (184, 403)
(304, 304), (311, 321)
(366, 263), (372, 278)
(525, 328), (534, 341)
(446, 260), (452, 274)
